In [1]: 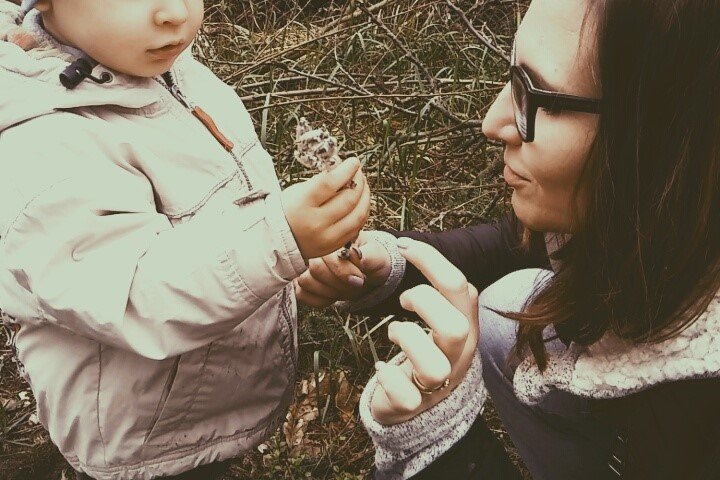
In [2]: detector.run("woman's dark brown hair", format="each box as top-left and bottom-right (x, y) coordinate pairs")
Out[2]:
(510, 0), (720, 369)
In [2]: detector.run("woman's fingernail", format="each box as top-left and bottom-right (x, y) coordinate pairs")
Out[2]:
(397, 237), (412, 249)
(348, 275), (365, 287)
(387, 321), (399, 337)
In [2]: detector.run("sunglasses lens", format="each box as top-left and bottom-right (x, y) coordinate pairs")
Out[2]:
(511, 69), (529, 141)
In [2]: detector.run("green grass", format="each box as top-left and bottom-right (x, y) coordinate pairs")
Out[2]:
(0, 1), (531, 478)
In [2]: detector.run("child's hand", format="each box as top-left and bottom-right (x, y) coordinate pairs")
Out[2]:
(282, 158), (370, 259)
(295, 231), (391, 307)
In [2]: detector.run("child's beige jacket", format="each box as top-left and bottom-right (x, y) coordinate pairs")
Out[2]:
(0, 5), (306, 479)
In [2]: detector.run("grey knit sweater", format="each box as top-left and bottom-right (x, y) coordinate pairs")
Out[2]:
(355, 231), (720, 480)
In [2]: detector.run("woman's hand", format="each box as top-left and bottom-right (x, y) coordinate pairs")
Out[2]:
(294, 230), (392, 307)
(370, 237), (479, 425)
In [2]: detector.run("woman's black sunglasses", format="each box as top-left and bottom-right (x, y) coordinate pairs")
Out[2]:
(510, 42), (601, 142)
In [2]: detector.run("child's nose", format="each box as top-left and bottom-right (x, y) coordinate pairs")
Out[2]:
(154, 0), (190, 26)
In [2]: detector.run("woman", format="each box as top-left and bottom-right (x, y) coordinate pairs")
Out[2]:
(295, 0), (720, 478)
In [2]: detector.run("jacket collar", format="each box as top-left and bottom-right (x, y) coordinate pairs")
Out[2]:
(0, 4), (192, 133)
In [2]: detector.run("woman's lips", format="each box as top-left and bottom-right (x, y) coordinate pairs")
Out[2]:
(503, 164), (530, 187)
(148, 43), (185, 59)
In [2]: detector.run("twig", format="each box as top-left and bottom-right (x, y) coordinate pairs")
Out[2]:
(444, 0), (510, 62)
(319, 0), (397, 34)
(237, 74), (501, 92)
(356, 0), (438, 91)
(245, 89), (489, 113)
(480, 190), (505, 218)
(355, 0), (485, 126)
(273, 63), (417, 116)
(222, 21), (372, 83)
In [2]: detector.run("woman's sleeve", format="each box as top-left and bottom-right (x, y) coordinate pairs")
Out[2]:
(355, 213), (550, 316)
(359, 350), (489, 480)
(406, 415), (525, 480)
(360, 349), (526, 480)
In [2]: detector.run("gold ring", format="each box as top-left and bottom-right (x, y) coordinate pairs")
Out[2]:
(411, 370), (450, 395)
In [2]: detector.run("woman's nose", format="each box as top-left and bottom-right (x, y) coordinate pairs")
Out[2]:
(154, 0), (190, 26)
(482, 83), (523, 146)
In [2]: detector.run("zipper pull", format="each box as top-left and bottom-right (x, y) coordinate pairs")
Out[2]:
(169, 84), (191, 109)
(192, 106), (235, 152)
(162, 72), (235, 152)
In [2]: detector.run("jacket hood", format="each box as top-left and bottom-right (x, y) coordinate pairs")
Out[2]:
(0, 4), (165, 134)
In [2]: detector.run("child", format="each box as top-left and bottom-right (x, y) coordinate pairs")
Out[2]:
(0, 1), (370, 479)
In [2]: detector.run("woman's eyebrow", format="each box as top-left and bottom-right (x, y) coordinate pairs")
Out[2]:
(521, 63), (558, 92)
(512, 39), (562, 92)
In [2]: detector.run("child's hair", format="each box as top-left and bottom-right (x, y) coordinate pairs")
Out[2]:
(1, 0), (38, 50)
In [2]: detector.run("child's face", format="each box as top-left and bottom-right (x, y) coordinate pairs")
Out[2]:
(36, 0), (204, 77)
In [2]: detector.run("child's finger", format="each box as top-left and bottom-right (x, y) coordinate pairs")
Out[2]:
(319, 168), (366, 220)
(328, 181), (371, 241)
(308, 158), (361, 204)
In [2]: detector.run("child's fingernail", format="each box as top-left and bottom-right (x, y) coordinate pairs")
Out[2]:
(348, 275), (365, 287)
(397, 237), (412, 249)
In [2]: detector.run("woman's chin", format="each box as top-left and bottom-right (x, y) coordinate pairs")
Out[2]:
(510, 192), (536, 227)
(512, 194), (560, 233)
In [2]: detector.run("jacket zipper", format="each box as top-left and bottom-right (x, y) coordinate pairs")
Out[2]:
(280, 287), (298, 371)
(156, 73), (297, 371)
(157, 72), (252, 189)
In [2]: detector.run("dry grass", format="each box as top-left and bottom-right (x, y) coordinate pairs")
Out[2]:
(0, 1), (531, 478)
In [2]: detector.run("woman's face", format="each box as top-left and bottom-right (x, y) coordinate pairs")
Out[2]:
(482, 0), (601, 233)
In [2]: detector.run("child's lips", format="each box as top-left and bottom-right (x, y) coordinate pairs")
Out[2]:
(148, 42), (185, 58)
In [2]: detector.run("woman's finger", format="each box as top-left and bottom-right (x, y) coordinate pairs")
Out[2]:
(396, 238), (473, 318)
(295, 284), (335, 308)
(373, 362), (423, 421)
(398, 285), (470, 364)
(296, 271), (348, 300)
(387, 321), (451, 388)
(307, 258), (364, 295)
(320, 253), (365, 288)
